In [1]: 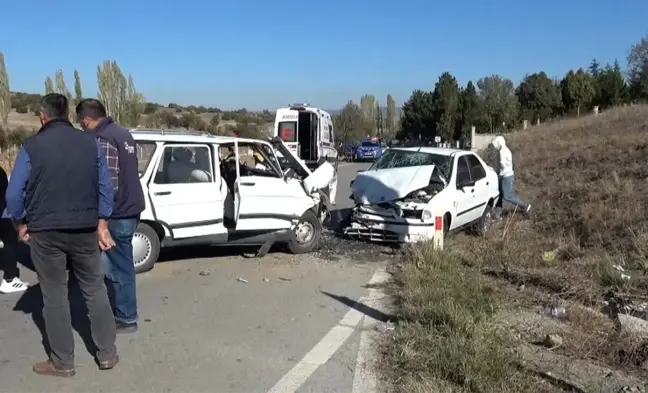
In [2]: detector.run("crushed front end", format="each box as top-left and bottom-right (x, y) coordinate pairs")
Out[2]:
(344, 189), (439, 243)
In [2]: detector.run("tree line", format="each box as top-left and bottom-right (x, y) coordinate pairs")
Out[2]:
(333, 34), (648, 147)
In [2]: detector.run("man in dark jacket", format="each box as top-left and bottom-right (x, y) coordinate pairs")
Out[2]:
(6, 93), (119, 376)
(76, 99), (145, 334)
(0, 166), (29, 293)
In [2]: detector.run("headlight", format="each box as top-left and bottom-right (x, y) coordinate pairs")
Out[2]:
(422, 210), (433, 220)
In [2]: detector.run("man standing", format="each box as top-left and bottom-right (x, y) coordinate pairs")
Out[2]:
(0, 165), (29, 293)
(490, 135), (531, 220)
(76, 99), (145, 334)
(6, 93), (118, 376)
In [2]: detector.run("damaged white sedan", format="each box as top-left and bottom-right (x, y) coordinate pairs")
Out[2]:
(344, 147), (500, 243)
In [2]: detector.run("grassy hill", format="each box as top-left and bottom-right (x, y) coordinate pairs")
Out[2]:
(381, 105), (648, 393)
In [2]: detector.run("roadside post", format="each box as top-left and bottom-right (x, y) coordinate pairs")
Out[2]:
(434, 213), (444, 250)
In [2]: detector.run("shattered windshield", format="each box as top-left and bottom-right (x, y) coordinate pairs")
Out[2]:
(371, 149), (453, 179)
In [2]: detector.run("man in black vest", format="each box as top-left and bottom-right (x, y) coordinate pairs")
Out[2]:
(76, 99), (145, 334)
(6, 93), (119, 376)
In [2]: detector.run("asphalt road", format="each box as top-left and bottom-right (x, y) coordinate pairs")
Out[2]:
(0, 162), (388, 393)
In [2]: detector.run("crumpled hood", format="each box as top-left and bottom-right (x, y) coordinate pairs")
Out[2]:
(351, 165), (436, 205)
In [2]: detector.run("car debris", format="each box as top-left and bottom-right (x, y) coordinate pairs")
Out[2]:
(199, 269), (211, 276)
(343, 146), (500, 243)
(237, 277), (248, 283)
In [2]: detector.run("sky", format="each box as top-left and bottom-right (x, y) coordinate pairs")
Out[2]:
(2, 0), (646, 110)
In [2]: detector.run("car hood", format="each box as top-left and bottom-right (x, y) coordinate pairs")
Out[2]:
(351, 165), (436, 205)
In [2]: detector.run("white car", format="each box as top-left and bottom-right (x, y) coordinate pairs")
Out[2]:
(131, 129), (336, 273)
(343, 146), (500, 243)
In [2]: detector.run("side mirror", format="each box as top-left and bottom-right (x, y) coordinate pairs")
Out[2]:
(458, 179), (475, 189)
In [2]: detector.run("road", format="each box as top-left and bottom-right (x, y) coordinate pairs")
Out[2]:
(0, 161), (394, 393)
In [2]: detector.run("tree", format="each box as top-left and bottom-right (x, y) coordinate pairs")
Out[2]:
(628, 34), (648, 85)
(588, 58), (601, 77)
(431, 72), (460, 141)
(73, 70), (83, 104)
(359, 94), (376, 132)
(457, 81), (479, 142)
(476, 75), (519, 132)
(385, 94), (397, 137)
(54, 69), (70, 100)
(561, 69), (595, 116)
(44, 77), (54, 95)
(516, 72), (561, 124)
(633, 60), (648, 101)
(398, 90), (435, 141)
(597, 60), (629, 108)
(333, 100), (366, 147)
(375, 102), (383, 136)
(0, 52), (10, 134)
(97, 60), (145, 126)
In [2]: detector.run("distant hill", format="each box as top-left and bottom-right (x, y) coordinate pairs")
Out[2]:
(325, 106), (403, 116)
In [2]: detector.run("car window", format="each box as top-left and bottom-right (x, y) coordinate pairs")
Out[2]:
(154, 144), (213, 184)
(465, 154), (486, 181)
(455, 156), (471, 185)
(278, 121), (297, 143)
(360, 141), (379, 147)
(135, 141), (157, 178)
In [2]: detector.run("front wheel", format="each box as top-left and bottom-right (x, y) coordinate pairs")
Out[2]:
(286, 210), (322, 254)
(132, 222), (161, 274)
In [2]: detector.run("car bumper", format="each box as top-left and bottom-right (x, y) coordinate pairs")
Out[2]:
(343, 208), (435, 243)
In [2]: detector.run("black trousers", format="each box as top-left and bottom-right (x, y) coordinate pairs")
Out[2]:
(0, 218), (19, 281)
(30, 229), (117, 369)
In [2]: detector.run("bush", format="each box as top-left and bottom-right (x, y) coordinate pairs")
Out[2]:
(15, 106), (28, 114)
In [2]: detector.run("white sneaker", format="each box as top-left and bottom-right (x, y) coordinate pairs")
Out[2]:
(0, 278), (30, 294)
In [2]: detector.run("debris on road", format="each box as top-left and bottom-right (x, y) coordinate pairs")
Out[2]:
(374, 321), (395, 332)
(199, 269), (211, 276)
(263, 277), (270, 283)
(237, 277), (248, 283)
(278, 277), (292, 282)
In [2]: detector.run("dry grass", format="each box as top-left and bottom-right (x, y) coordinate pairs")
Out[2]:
(0, 145), (18, 172)
(382, 105), (648, 392)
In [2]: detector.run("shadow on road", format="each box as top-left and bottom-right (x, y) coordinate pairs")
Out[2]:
(13, 277), (99, 359)
(319, 290), (397, 323)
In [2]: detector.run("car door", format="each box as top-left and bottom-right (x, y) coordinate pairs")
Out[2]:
(453, 156), (480, 227)
(232, 141), (315, 231)
(147, 143), (225, 239)
(465, 153), (490, 215)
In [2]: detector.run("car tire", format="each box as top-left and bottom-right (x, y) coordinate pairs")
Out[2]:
(473, 204), (493, 236)
(286, 210), (322, 254)
(132, 222), (161, 274)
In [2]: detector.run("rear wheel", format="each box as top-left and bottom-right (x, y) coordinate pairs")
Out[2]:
(286, 210), (322, 254)
(132, 222), (160, 274)
(473, 203), (493, 236)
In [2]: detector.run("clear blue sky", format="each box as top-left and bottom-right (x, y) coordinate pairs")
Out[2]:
(2, 0), (646, 110)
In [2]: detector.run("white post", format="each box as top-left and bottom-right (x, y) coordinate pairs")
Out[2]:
(456, 140), (460, 148)
(434, 212), (444, 250)
(470, 126), (476, 149)
(593, 106), (599, 116)
(523, 120), (528, 129)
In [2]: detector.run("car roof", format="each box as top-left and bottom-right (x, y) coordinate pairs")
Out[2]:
(129, 128), (268, 145)
(389, 146), (467, 156)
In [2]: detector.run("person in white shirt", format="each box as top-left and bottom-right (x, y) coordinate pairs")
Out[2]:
(491, 136), (531, 220)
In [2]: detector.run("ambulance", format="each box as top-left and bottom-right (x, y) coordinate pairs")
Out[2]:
(273, 103), (338, 171)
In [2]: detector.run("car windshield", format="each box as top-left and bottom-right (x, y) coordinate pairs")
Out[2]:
(361, 141), (379, 147)
(371, 149), (453, 179)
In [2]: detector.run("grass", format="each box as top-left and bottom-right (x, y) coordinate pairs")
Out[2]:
(382, 105), (648, 392)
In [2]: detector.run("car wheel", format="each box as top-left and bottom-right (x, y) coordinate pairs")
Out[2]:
(132, 222), (161, 274)
(286, 210), (322, 254)
(473, 204), (493, 236)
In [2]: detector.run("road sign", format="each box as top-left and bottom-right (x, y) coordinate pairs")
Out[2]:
(434, 136), (441, 142)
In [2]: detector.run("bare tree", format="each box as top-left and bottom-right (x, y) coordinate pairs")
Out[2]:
(44, 77), (54, 94)
(97, 60), (145, 126)
(0, 52), (10, 134)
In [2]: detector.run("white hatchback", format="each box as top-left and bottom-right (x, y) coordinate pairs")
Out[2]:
(131, 129), (336, 273)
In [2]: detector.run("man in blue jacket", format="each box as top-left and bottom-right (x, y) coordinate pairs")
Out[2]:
(6, 93), (119, 376)
(76, 99), (145, 334)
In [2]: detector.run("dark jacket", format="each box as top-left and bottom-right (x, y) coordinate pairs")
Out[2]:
(92, 118), (145, 219)
(6, 119), (114, 232)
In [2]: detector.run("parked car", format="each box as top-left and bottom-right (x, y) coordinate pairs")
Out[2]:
(343, 146), (499, 243)
(353, 138), (383, 162)
(131, 129), (336, 273)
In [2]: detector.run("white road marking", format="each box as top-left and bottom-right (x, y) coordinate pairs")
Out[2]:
(351, 268), (390, 393)
(266, 268), (388, 393)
